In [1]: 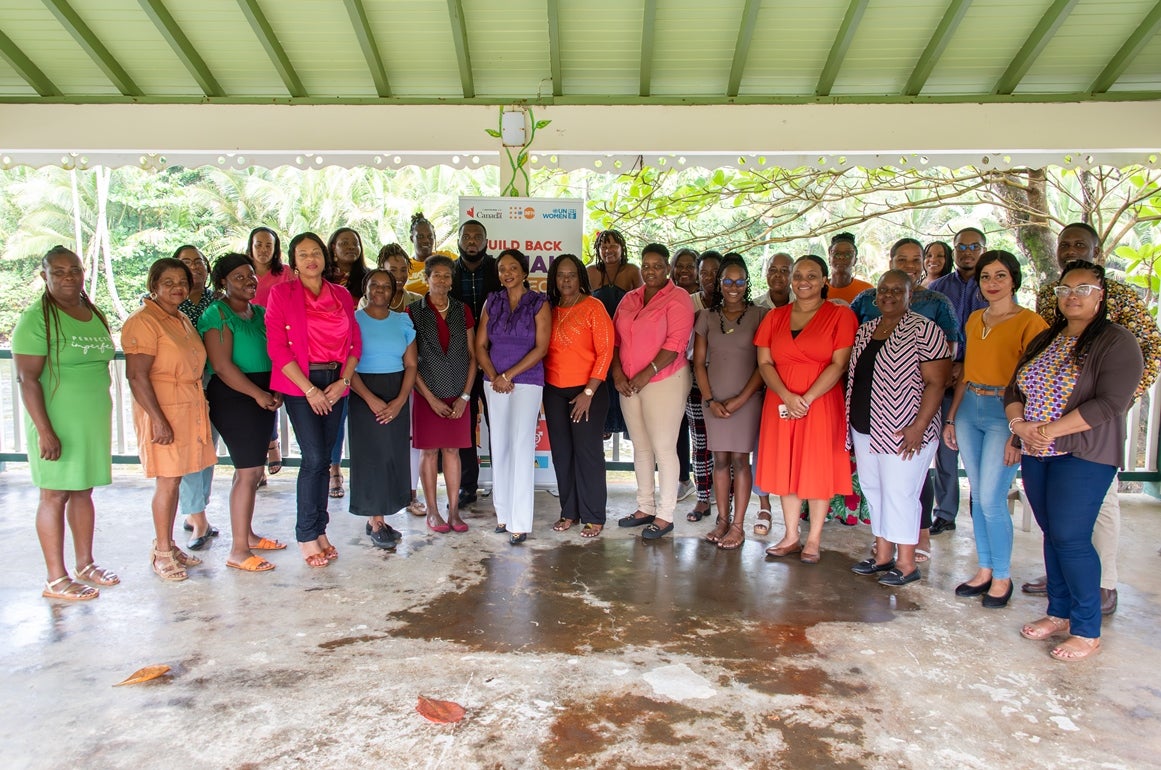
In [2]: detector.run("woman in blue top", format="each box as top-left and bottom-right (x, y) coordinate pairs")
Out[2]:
(349, 269), (419, 548)
(198, 253), (284, 572)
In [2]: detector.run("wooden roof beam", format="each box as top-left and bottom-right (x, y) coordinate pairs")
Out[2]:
(0, 27), (61, 96)
(138, 0), (224, 97)
(43, 0), (142, 96)
(341, 0), (390, 98)
(1089, 0), (1161, 94)
(547, 0), (562, 97)
(816, 0), (870, 97)
(640, 0), (657, 97)
(446, 0), (475, 99)
(993, 0), (1078, 95)
(903, 0), (973, 96)
(236, 0), (307, 98)
(727, 0), (762, 98)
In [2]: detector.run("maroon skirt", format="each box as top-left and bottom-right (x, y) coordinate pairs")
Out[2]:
(412, 395), (471, 449)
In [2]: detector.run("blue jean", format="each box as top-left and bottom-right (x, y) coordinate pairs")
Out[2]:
(956, 390), (1019, 579)
(284, 370), (346, 542)
(329, 398), (348, 465)
(1020, 453), (1116, 639)
(178, 424), (219, 516)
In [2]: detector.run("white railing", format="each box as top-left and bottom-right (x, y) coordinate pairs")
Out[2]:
(0, 350), (1156, 480)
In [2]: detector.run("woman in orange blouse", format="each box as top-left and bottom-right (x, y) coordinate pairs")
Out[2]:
(123, 258), (217, 581)
(544, 254), (615, 537)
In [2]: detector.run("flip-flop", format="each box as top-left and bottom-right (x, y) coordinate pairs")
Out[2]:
(915, 549), (931, 563)
(252, 537), (287, 551)
(227, 555), (275, 572)
(580, 523), (603, 538)
(552, 518), (576, 532)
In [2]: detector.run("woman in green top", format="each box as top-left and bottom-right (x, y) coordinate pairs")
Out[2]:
(13, 247), (117, 601)
(197, 254), (284, 572)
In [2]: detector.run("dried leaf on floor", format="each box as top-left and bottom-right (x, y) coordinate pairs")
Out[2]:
(417, 695), (466, 723)
(113, 665), (171, 687)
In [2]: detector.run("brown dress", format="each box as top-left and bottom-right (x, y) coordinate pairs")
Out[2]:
(695, 305), (768, 452)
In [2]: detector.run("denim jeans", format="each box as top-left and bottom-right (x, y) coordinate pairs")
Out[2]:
(1021, 453), (1116, 639)
(329, 398), (348, 465)
(956, 390), (1020, 579)
(932, 391), (961, 522)
(178, 424), (219, 515)
(284, 370), (346, 543)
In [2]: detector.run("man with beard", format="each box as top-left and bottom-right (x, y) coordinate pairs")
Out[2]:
(450, 219), (501, 508)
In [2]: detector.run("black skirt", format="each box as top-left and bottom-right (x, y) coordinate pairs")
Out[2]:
(206, 372), (277, 469)
(348, 371), (411, 517)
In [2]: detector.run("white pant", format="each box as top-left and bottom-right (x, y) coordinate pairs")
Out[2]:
(484, 383), (543, 534)
(1095, 478), (1119, 589)
(620, 367), (692, 524)
(852, 431), (938, 546)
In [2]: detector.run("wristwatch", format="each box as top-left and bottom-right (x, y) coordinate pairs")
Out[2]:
(460, 392), (471, 402)
(583, 387), (594, 397)
(342, 377), (351, 387)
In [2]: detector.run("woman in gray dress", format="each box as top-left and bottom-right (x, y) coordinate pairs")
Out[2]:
(692, 255), (768, 549)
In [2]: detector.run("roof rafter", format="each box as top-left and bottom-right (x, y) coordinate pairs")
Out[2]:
(137, 0), (224, 97)
(547, 0), (561, 96)
(235, 0), (306, 98)
(341, 0), (390, 98)
(42, 0), (142, 96)
(0, 27), (61, 96)
(903, 0), (973, 96)
(1089, 0), (1161, 94)
(816, 0), (870, 97)
(727, 0), (762, 98)
(446, 0), (474, 99)
(640, 0), (657, 97)
(993, 0), (1079, 95)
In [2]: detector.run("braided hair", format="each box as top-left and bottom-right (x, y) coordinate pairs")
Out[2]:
(709, 253), (752, 311)
(592, 229), (629, 286)
(1017, 260), (1110, 370)
(39, 246), (110, 394)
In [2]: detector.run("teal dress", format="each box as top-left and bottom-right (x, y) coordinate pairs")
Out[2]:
(11, 302), (114, 490)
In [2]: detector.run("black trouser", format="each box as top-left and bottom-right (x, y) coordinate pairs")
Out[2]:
(458, 375), (490, 498)
(544, 382), (609, 524)
(677, 413), (691, 482)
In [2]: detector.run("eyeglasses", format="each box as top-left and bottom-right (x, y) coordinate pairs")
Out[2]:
(876, 287), (907, 296)
(1053, 284), (1102, 298)
(721, 278), (748, 287)
(955, 243), (983, 252)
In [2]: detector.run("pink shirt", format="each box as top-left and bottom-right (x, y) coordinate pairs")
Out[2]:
(265, 278), (362, 396)
(304, 281), (351, 363)
(613, 280), (695, 382)
(255, 268), (293, 307)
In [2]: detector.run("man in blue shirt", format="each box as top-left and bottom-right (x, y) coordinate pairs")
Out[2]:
(926, 227), (989, 533)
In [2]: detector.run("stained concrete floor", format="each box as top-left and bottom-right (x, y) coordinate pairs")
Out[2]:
(2, 466), (1160, 770)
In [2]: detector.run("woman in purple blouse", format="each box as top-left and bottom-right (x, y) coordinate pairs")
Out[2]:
(475, 249), (551, 544)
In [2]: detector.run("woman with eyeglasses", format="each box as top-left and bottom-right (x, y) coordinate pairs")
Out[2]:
(942, 251), (1047, 608)
(1007, 260), (1142, 662)
(692, 255), (768, 549)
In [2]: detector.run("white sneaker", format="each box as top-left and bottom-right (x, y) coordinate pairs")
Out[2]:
(677, 480), (695, 501)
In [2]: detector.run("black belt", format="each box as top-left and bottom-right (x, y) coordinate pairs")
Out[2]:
(309, 361), (340, 371)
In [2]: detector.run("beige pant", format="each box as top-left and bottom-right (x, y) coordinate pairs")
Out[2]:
(620, 367), (692, 525)
(1095, 478), (1120, 589)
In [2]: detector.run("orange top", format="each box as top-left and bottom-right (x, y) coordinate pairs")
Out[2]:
(962, 307), (1048, 386)
(545, 296), (615, 388)
(826, 278), (873, 304)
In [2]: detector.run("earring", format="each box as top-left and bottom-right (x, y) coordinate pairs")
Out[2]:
(871, 297), (878, 308)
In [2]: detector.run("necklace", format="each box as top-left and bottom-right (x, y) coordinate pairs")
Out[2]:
(430, 296), (450, 314)
(981, 305), (1018, 340)
(718, 304), (749, 335)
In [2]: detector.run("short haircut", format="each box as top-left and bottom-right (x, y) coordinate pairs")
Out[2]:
(1060, 221), (1101, 247)
(424, 254), (455, 277)
(829, 232), (858, 255)
(148, 257), (193, 294)
(210, 253), (254, 289)
(973, 250), (1024, 292)
(497, 248), (530, 277)
(287, 232), (331, 273)
(642, 242), (670, 262)
(955, 226), (987, 246)
(361, 267), (397, 299)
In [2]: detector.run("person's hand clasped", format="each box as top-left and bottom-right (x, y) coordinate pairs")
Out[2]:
(491, 374), (514, 394)
(1014, 420), (1052, 454)
(784, 393), (810, 419)
(448, 398), (468, 420)
(628, 370), (652, 395)
(306, 387), (332, 416)
(151, 417), (175, 445)
(38, 430), (62, 461)
(708, 401), (731, 419)
(613, 370), (633, 398)
(895, 423), (925, 459)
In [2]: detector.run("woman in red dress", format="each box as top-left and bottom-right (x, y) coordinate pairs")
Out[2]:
(755, 255), (857, 564)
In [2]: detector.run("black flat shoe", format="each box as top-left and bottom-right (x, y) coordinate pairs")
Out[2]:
(618, 514), (655, 528)
(930, 518), (956, 535)
(878, 567), (921, 586)
(509, 533), (527, 545)
(183, 522), (219, 536)
(368, 525), (397, 550)
(955, 579), (992, 597)
(187, 533), (213, 551)
(981, 581), (1014, 609)
(851, 558), (896, 575)
(641, 520), (674, 540)
(494, 525), (507, 534)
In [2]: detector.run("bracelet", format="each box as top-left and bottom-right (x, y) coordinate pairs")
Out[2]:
(945, 420), (955, 427)
(1008, 417), (1025, 432)
(1037, 424), (1051, 439)
(305, 386), (318, 396)
(650, 361), (659, 375)
(500, 372), (510, 382)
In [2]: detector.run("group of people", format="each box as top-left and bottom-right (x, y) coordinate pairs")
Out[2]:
(15, 215), (1158, 664)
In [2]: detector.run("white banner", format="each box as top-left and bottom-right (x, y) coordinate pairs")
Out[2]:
(458, 196), (585, 487)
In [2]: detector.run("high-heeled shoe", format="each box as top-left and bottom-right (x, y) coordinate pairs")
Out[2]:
(981, 580), (1014, 609)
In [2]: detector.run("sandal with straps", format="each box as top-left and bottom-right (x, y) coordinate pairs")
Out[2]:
(1050, 635), (1101, 662)
(753, 510), (772, 536)
(170, 546), (202, 568)
(76, 562), (120, 586)
(43, 575), (100, 601)
(705, 513), (730, 543)
(718, 523), (746, 551)
(1020, 615), (1070, 641)
(151, 545), (188, 582)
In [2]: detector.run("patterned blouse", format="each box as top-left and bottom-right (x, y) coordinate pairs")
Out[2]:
(1015, 335), (1079, 457)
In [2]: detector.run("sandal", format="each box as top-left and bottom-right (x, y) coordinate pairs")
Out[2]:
(1020, 616), (1070, 641)
(1050, 635), (1101, 661)
(322, 545), (338, 561)
(407, 499), (427, 517)
(687, 504), (710, 522)
(304, 552), (329, 568)
(718, 524), (745, 551)
(170, 546), (202, 567)
(329, 471), (345, 498)
(267, 440), (283, 475)
(705, 514), (729, 543)
(915, 549), (931, 564)
(76, 562), (120, 586)
(581, 523), (603, 538)
(227, 555), (275, 572)
(552, 518), (576, 532)
(251, 537), (287, 551)
(151, 545), (188, 582)
(753, 511), (772, 536)
(42, 575), (100, 601)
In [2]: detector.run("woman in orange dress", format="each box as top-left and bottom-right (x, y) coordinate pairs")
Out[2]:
(123, 257), (218, 581)
(755, 255), (857, 564)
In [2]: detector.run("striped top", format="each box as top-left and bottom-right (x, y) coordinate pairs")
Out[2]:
(845, 311), (951, 454)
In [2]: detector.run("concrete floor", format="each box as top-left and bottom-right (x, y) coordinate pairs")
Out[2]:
(2, 466), (1160, 770)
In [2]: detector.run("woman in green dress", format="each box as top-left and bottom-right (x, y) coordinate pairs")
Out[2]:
(13, 246), (117, 601)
